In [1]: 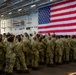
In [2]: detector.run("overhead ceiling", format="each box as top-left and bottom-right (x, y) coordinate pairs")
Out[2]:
(0, 0), (63, 19)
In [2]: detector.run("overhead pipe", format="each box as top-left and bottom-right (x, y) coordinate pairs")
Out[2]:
(0, 0), (24, 11)
(1, 0), (40, 14)
(37, 0), (63, 9)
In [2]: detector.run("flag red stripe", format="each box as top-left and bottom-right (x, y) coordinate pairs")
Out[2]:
(38, 29), (76, 33)
(51, 0), (76, 7)
(50, 10), (76, 17)
(51, 4), (76, 12)
(38, 22), (76, 29)
(51, 16), (76, 22)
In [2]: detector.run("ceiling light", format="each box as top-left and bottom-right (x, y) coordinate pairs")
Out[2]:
(18, 9), (22, 11)
(1, 15), (4, 17)
(4, 0), (7, 1)
(31, 4), (36, 8)
(50, 0), (53, 1)
(8, 12), (12, 15)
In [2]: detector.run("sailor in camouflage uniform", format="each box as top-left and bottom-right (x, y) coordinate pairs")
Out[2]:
(23, 34), (32, 67)
(73, 36), (76, 61)
(50, 34), (56, 63)
(62, 35), (70, 63)
(46, 36), (54, 67)
(42, 35), (47, 62)
(38, 36), (45, 64)
(5, 36), (16, 75)
(15, 35), (29, 73)
(55, 36), (63, 64)
(0, 36), (5, 74)
(69, 36), (75, 62)
(31, 36), (39, 70)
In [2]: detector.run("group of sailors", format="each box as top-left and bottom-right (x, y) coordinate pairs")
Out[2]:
(0, 32), (76, 75)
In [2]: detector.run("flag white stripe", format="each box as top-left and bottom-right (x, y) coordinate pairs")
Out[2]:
(38, 26), (76, 31)
(42, 32), (76, 35)
(50, 19), (76, 25)
(51, 7), (76, 15)
(54, 32), (76, 35)
(50, 13), (76, 20)
(51, 1), (76, 10)
(38, 19), (76, 27)
(38, 23), (50, 27)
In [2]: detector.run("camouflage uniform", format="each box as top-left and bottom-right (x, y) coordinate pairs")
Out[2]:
(73, 38), (76, 61)
(23, 37), (31, 66)
(62, 37), (70, 63)
(55, 38), (63, 64)
(5, 42), (16, 74)
(0, 42), (5, 71)
(68, 37), (74, 62)
(38, 40), (45, 64)
(15, 41), (28, 71)
(31, 37), (39, 68)
(50, 37), (56, 63)
(2, 37), (8, 46)
(42, 38), (47, 62)
(46, 40), (54, 65)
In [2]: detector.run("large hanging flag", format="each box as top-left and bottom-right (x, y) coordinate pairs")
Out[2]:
(38, 0), (76, 35)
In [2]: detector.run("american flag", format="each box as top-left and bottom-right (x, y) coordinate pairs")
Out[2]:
(38, 0), (76, 35)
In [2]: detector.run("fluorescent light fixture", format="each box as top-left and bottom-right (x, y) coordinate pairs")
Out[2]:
(31, 4), (36, 8)
(33, 0), (40, 2)
(1, 15), (4, 17)
(9, 12), (12, 15)
(18, 9), (22, 11)
(4, 0), (7, 1)
(50, 0), (53, 1)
